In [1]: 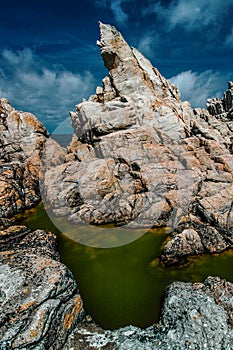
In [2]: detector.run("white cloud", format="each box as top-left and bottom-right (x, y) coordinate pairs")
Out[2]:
(144, 0), (233, 32)
(110, 0), (128, 25)
(137, 32), (160, 57)
(0, 48), (95, 131)
(225, 27), (233, 48)
(95, 0), (130, 25)
(169, 70), (231, 107)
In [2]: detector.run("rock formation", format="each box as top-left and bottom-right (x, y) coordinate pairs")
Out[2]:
(0, 222), (84, 349)
(0, 98), (65, 220)
(207, 81), (233, 120)
(42, 22), (233, 265)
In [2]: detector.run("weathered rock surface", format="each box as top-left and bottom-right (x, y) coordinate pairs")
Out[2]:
(0, 98), (66, 219)
(64, 277), (233, 350)
(96, 23), (180, 105)
(156, 276), (233, 349)
(0, 224), (84, 349)
(207, 81), (233, 120)
(42, 23), (233, 265)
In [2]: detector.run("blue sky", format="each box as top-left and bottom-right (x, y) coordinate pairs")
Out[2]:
(0, 0), (232, 132)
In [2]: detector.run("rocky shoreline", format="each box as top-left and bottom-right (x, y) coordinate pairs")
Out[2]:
(0, 22), (233, 349)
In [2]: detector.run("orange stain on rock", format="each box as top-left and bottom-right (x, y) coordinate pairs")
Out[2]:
(20, 301), (35, 311)
(30, 329), (38, 339)
(64, 295), (83, 330)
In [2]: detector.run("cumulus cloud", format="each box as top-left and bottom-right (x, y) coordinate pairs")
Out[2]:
(144, 0), (233, 32)
(95, 0), (130, 25)
(0, 48), (95, 131)
(169, 70), (231, 107)
(225, 27), (233, 48)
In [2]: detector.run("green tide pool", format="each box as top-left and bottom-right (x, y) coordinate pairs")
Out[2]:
(20, 202), (233, 330)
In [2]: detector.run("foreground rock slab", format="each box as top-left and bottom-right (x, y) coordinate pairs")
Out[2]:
(0, 224), (84, 349)
(65, 277), (233, 350)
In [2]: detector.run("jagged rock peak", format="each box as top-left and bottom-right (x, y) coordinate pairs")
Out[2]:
(207, 81), (233, 118)
(45, 22), (233, 262)
(96, 22), (180, 105)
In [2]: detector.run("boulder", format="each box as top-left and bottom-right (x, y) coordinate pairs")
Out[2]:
(0, 225), (84, 349)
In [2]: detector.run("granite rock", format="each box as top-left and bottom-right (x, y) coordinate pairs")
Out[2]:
(0, 98), (66, 219)
(0, 225), (84, 349)
(207, 81), (233, 119)
(42, 23), (233, 265)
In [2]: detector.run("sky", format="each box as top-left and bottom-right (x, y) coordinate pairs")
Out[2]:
(0, 0), (232, 132)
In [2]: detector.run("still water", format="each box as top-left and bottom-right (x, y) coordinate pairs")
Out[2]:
(20, 203), (233, 330)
